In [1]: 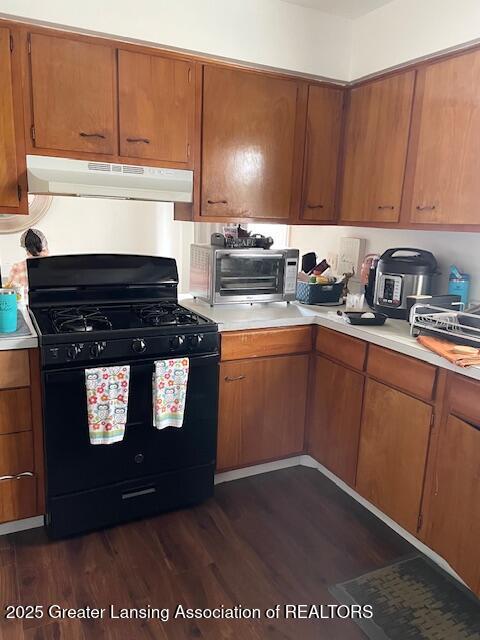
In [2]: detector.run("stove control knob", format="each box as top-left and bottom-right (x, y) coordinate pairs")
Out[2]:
(189, 334), (203, 347)
(66, 344), (81, 360)
(132, 338), (147, 353)
(170, 335), (185, 350)
(90, 341), (106, 358)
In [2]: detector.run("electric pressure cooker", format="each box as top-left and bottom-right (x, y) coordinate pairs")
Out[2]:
(374, 248), (438, 319)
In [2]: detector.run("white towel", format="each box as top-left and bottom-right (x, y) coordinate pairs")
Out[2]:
(152, 358), (189, 429)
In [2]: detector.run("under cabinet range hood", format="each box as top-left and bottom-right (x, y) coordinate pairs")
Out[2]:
(26, 155), (193, 203)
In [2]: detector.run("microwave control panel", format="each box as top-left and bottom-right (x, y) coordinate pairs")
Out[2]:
(284, 259), (299, 294)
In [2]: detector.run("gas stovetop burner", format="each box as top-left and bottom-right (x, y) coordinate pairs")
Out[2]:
(50, 307), (113, 334)
(135, 303), (200, 327)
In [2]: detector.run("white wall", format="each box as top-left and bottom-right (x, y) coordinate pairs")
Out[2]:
(0, 197), (194, 292)
(289, 225), (480, 303)
(0, 0), (352, 80)
(351, 0), (480, 79)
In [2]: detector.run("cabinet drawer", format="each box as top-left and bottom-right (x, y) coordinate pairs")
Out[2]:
(445, 373), (480, 426)
(0, 388), (32, 435)
(0, 350), (30, 389)
(0, 432), (34, 477)
(221, 326), (312, 361)
(315, 327), (367, 371)
(367, 345), (436, 401)
(0, 476), (37, 523)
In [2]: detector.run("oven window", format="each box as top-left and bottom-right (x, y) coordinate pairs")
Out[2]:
(215, 254), (283, 297)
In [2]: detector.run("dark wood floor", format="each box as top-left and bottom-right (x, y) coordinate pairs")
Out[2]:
(0, 467), (413, 639)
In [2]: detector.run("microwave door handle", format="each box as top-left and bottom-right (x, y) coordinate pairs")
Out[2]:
(221, 253), (284, 259)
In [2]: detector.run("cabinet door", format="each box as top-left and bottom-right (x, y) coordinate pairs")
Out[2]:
(308, 355), (364, 485)
(301, 85), (343, 222)
(217, 354), (308, 470)
(408, 50), (480, 225)
(29, 33), (116, 155)
(118, 50), (194, 164)
(340, 71), (415, 223)
(356, 379), (432, 533)
(425, 414), (480, 593)
(201, 66), (298, 219)
(0, 27), (27, 214)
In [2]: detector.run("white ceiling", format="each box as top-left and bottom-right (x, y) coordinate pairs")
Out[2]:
(281, 0), (395, 19)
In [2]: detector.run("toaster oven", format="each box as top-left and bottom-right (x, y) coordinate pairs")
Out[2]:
(190, 245), (299, 305)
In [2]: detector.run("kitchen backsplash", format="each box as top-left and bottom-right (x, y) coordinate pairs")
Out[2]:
(289, 225), (480, 304)
(0, 197), (194, 293)
(1, 197), (479, 304)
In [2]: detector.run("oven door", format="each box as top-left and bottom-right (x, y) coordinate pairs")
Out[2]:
(43, 353), (219, 496)
(214, 251), (286, 303)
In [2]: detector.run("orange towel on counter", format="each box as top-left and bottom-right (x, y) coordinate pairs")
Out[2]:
(417, 335), (480, 367)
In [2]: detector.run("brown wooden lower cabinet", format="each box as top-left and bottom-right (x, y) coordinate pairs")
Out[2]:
(422, 373), (480, 595)
(217, 325), (480, 596)
(424, 414), (480, 593)
(355, 378), (433, 534)
(307, 354), (364, 486)
(217, 354), (308, 471)
(0, 476), (37, 523)
(0, 348), (44, 524)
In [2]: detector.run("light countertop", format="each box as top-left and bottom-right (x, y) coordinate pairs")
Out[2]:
(181, 297), (480, 382)
(0, 306), (38, 351)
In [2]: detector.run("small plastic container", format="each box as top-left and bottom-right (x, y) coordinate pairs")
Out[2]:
(448, 266), (470, 307)
(0, 289), (18, 333)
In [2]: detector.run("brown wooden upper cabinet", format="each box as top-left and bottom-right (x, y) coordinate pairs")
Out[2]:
(0, 27), (27, 214)
(28, 33), (117, 155)
(406, 49), (480, 225)
(340, 71), (415, 224)
(201, 65), (299, 220)
(118, 50), (194, 165)
(300, 85), (343, 222)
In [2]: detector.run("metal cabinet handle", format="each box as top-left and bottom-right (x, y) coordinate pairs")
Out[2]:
(79, 132), (106, 139)
(207, 199), (228, 205)
(224, 375), (245, 382)
(377, 205), (395, 210)
(306, 203), (324, 209)
(0, 471), (34, 482)
(126, 137), (150, 144)
(416, 205), (436, 211)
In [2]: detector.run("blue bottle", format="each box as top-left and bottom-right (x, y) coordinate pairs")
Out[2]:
(0, 289), (18, 333)
(448, 265), (470, 307)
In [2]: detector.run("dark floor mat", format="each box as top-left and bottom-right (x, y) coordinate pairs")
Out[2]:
(330, 555), (480, 640)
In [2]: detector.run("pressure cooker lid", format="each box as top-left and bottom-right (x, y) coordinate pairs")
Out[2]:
(378, 248), (438, 275)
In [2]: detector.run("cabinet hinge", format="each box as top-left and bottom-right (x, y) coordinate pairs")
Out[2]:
(417, 512), (423, 532)
(188, 67), (192, 83)
(9, 34), (13, 52)
(430, 411), (435, 428)
(17, 184), (22, 201)
(27, 34), (31, 54)
(30, 125), (36, 141)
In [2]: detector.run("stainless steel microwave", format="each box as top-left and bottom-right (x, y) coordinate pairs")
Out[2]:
(190, 245), (299, 305)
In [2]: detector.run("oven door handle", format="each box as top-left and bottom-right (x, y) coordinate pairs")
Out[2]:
(44, 352), (219, 379)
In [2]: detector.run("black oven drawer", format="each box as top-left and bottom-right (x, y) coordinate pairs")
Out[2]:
(47, 463), (214, 538)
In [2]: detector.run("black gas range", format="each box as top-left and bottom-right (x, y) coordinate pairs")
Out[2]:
(28, 254), (219, 539)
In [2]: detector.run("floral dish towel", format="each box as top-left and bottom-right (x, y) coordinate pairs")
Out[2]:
(153, 358), (189, 429)
(85, 365), (130, 445)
